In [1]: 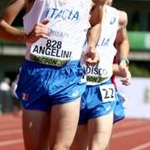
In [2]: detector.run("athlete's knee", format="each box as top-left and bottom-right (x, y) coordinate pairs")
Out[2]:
(89, 135), (110, 150)
(70, 143), (87, 150)
(89, 144), (108, 150)
(99, 144), (109, 150)
(50, 143), (71, 150)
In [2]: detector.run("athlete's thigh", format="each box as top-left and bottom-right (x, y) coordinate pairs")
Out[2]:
(88, 112), (114, 150)
(70, 124), (88, 150)
(22, 108), (50, 150)
(49, 98), (80, 149)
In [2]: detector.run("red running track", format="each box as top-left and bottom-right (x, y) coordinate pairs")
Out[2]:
(0, 114), (150, 150)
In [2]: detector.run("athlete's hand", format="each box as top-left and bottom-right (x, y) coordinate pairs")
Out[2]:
(25, 19), (50, 43)
(83, 46), (100, 65)
(120, 69), (131, 86)
(119, 62), (131, 86)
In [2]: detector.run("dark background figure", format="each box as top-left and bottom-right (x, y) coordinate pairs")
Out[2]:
(0, 77), (13, 114)
(11, 77), (21, 115)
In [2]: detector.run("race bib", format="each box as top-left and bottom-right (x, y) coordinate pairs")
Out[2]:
(30, 34), (72, 66)
(99, 84), (116, 102)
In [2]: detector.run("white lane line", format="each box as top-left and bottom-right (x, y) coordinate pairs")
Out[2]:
(129, 141), (150, 150)
(115, 120), (150, 129)
(0, 123), (149, 148)
(0, 124), (21, 130)
(0, 129), (22, 136)
(0, 139), (23, 147)
(112, 126), (150, 138)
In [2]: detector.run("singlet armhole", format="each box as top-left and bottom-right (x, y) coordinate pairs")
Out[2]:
(23, 0), (37, 20)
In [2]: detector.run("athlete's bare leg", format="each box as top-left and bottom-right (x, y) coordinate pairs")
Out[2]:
(22, 108), (50, 150)
(70, 124), (88, 150)
(88, 112), (113, 150)
(49, 98), (81, 150)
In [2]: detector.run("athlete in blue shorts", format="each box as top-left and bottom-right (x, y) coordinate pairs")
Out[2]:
(0, 0), (105, 150)
(70, 0), (131, 150)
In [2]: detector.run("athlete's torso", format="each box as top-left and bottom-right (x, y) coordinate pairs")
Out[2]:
(84, 5), (119, 85)
(23, 0), (92, 66)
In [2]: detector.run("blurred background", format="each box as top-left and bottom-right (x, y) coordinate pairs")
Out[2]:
(0, 0), (150, 117)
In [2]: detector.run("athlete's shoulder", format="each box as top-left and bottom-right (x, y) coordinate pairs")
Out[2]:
(1, 0), (26, 17)
(117, 9), (128, 27)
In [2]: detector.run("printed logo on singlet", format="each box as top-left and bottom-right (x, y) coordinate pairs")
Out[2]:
(100, 38), (110, 46)
(84, 64), (108, 76)
(46, 8), (79, 21)
(110, 17), (116, 25)
(50, 29), (69, 38)
(83, 64), (108, 83)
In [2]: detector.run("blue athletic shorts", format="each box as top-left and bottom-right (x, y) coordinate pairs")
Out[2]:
(16, 60), (86, 112)
(113, 91), (125, 123)
(79, 80), (118, 125)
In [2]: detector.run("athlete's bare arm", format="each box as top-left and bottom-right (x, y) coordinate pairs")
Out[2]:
(115, 10), (129, 65)
(0, 0), (26, 42)
(88, 5), (103, 47)
(88, 0), (106, 47)
(114, 10), (131, 85)
(0, 0), (49, 43)
(84, 1), (105, 65)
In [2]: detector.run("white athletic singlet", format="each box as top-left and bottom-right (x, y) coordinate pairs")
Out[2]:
(23, 0), (92, 66)
(84, 5), (119, 85)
